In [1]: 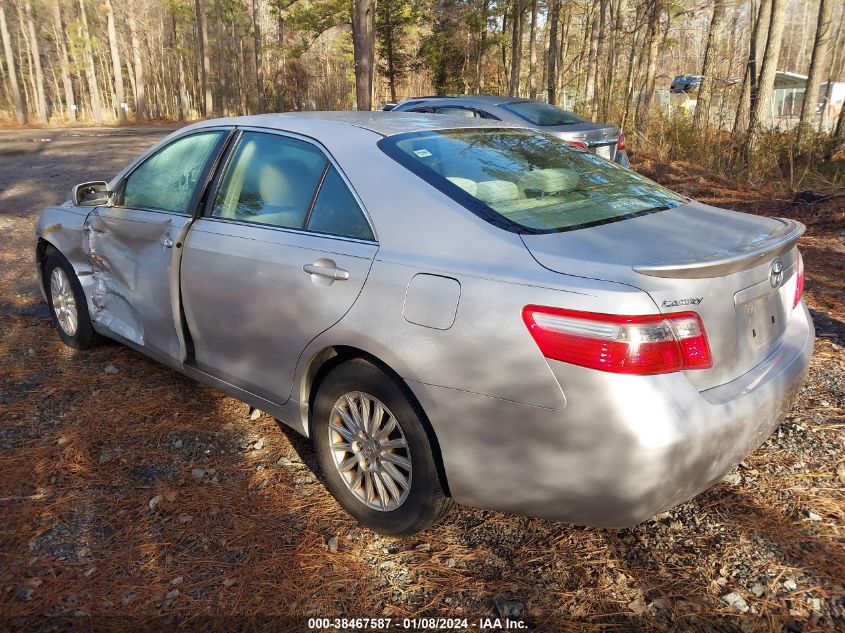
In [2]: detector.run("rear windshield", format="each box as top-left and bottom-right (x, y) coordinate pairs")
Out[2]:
(500, 101), (585, 126)
(378, 128), (685, 233)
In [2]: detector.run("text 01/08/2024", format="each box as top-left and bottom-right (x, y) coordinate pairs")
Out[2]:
(306, 617), (528, 630)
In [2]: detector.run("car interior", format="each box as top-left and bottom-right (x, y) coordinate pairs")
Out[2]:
(212, 134), (327, 228)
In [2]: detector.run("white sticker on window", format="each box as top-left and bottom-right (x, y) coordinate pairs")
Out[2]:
(413, 149), (433, 158)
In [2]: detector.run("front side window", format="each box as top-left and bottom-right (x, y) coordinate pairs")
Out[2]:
(211, 132), (327, 229)
(379, 128), (684, 233)
(122, 131), (226, 213)
(499, 101), (585, 126)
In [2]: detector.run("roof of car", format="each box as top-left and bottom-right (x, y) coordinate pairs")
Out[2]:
(400, 95), (523, 106)
(189, 111), (515, 137)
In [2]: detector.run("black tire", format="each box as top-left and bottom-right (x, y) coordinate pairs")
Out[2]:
(43, 251), (101, 349)
(312, 358), (452, 536)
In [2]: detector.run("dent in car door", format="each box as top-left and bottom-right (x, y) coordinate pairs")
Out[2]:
(83, 129), (229, 364)
(180, 130), (378, 404)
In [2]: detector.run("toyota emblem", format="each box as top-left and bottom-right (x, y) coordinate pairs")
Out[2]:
(769, 258), (784, 288)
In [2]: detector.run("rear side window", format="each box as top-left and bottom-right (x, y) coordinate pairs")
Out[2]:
(435, 107), (477, 118)
(499, 101), (585, 126)
(307, 168), (374, 241)
(122, 131), (226, 213)
(211, 132), (327, 229)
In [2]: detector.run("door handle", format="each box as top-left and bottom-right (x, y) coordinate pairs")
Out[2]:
(303, 263), (349, 281)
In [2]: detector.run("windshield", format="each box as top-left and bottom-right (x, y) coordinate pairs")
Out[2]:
(378, 128), (685, 233)
(499, 101), (585, 126)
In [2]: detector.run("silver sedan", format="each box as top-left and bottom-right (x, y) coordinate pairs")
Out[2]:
(35, 113), (813, 536)
(387, 95), (630, 166)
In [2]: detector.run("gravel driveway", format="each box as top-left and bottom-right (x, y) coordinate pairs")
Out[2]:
(0, 125), (843, 631)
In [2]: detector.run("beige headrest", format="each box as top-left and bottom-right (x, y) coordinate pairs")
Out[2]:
(475, 180), (519, 204)
(446, 177), (478, 196)
(517, 168), (580, 194)
(258, 162), (291, 206)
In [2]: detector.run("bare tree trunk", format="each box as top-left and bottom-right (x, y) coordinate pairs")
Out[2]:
(50, 0), (75, 123)
(24, 1), (46, 123)
(508, 0), (523, 96)
(125, 53), (135, 105)
(621, 21), (641, 130)
(693, 0), (725, 131)
(501, 11), (508, 86)
(556, 2), (569, 101)
(796, 0), (833, 150)
(604, 0), (624, 120)
(546, 0), (559, 104)
(583, 3), (598, 108)
(195, 0), (212, 116)
(18, 7), (32, 114)
(383, 0), (397, 102)
(177, 51), (189, 120)
(475, 0), (488, 93)
(236, 30), (246, 113)
(637, 0), (661, 126)
(591, 0), (608, 118)
(0, 30), (7, 112)
(527, 0), (537, 99)
(733, 0), (766, 138)
(96, 47), (114, 115)
(127, 15), (146, 120)
(252, 0), (265, 112)
(213, 0), (225, 116)
(0, 4), (24, 124)
(352, 0), (375, 110)
(744, 0), (787, 156)
(275, 8), (285, 112)
(78, 0), (102, 123)
(105, 0), (126, 124)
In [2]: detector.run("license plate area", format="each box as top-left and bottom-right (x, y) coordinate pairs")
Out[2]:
(735, 283), (788, 350)
(594, 144), (612, 160)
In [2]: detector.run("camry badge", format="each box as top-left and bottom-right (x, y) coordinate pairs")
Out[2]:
(769, 258), (784, 288)
(662, 297), (703, 308)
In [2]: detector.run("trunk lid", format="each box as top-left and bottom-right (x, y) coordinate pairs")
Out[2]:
(521, 202), (805, 390)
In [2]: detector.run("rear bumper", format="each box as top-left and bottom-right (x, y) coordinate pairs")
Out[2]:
(409, 304), (814, 526)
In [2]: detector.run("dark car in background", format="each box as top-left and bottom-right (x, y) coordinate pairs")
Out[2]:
(670, 75), (703, 94)
(385, 95), (630, 167)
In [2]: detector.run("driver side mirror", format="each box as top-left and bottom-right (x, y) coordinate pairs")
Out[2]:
(72, 181), (112, 207)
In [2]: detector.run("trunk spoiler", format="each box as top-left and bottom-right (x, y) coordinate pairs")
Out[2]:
(633, 218), (805, 279)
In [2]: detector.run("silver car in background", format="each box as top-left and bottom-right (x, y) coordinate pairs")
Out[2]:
(386, 95), (630, 166)
(35, 112), (812, 536)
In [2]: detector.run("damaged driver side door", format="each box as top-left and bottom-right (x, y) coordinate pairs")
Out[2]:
(83, 129), (230, 367)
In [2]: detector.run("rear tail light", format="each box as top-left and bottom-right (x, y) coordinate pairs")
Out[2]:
(522, 306), (712, 375)
(617, 132), (626, 151)
(793, 250), (804, 309)
(567, 140), (587, 150)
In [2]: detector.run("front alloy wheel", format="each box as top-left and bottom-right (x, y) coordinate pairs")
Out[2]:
(50, 266), (78, 336)
(43, 250), (101, 349)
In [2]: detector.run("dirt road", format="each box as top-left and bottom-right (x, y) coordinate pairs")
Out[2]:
(0, 125), (843, 631)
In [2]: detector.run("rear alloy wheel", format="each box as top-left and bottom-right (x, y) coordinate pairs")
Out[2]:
(328, 391), (412, 512)
(313, 359), (452, 536)
(43, 251), (101, 349)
